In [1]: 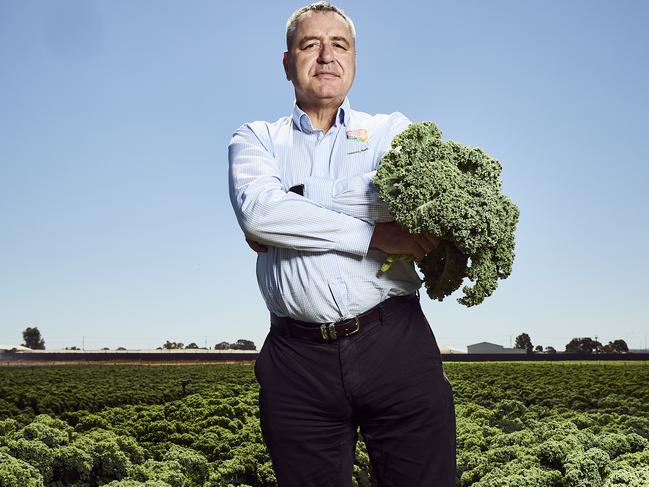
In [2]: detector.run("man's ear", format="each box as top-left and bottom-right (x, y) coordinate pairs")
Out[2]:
(283, 52), (291, 81)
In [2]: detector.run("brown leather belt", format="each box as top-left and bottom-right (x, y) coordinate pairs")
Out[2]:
(270, 293), (416, 342)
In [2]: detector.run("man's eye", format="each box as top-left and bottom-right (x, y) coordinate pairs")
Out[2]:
(304, 43), (317, 49)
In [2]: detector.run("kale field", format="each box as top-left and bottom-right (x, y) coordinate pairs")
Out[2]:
(0, 361), (648, 486)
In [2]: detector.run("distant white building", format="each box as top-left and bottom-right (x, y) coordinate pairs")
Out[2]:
(467, 342), (526, 354)
(0, 344), (32, 352)
(439, 345), (467, 354)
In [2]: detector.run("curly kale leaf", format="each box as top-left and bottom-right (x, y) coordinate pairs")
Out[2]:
(374, 122), (520, 306)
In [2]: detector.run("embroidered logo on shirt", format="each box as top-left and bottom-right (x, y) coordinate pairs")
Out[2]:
(346, 129), (368, 144)
(346, 129), (369, 154)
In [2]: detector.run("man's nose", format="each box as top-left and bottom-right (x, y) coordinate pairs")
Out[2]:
(318, 43), (334, 63)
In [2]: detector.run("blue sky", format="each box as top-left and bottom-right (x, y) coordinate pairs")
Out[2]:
(1, 0), (648, 351)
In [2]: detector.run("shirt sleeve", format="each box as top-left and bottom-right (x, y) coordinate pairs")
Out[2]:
(302, 112), (411, 224)
(228, 123), (375, 256)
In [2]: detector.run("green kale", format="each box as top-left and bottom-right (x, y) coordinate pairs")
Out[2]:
(374, 122), (519, 306)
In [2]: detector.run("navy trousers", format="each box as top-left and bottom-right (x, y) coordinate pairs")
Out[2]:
(255, 294), (456, 487)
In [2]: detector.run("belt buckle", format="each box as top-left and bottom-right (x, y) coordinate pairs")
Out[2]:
(320, 323), (339, 341)
(345, 317), (360, 337)
(320, 324), (331, 341)
(320, 317), (360, 341)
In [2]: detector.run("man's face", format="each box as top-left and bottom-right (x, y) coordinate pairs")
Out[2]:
(283, 11), (356, 108)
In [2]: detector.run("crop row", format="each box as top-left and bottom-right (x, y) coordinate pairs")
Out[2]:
(0, 362), (647, 486)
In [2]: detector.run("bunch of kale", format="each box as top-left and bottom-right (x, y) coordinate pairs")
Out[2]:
(374, 122), (519, 306)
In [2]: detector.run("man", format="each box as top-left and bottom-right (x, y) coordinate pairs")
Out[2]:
(228, 2), (455, 485)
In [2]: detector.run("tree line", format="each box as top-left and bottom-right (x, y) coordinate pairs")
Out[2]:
(514, 333), (630, 354)
(18, 326), (633, 355)
(16, 327), (256, 352)
(159, 339), (256, 351)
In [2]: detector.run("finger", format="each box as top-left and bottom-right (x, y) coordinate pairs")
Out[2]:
(255, 241), (269, 252)
(410, 236), (427, 261)
(246, 238), (268, 253)
(423, 233), (440, 250)
(253, 243), (268, 252)
(413, 234), (435, 255)
(417, 233), (440, 253)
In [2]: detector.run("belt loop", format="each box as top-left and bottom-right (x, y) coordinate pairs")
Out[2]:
(378, 302), (384, 324)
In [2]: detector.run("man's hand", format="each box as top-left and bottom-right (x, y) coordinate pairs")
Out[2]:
(246, 237), (268, 253)
(369, 222), (439, 261)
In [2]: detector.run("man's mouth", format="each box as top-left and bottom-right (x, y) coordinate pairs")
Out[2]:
(315, 72), (339, 77)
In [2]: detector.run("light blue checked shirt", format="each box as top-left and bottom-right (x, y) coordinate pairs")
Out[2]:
(228, 98), (421, 323)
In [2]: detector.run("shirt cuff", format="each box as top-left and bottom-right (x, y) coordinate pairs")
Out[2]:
(335, 219), (375, 257)
(304, 176), (334, 210)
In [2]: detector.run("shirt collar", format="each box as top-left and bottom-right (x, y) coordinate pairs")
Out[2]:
(292, 97), (351, 133)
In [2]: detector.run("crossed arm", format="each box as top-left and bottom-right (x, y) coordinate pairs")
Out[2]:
(228, 123), (438, 260)
(246, 222), (438, 260)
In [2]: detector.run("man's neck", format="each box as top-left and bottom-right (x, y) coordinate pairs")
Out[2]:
(297, 98), (344, 132)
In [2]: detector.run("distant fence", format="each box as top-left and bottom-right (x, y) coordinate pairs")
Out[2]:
(441, 353), (649, 362)
(2, 350), (648, 365)
(0, 351), (256, 364)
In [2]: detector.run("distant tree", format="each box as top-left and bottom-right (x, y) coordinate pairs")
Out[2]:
(545, 346), (557, 354)
(534, 345), (543, 353)
(65, 346), (80, 350)
(162, 341), (184, 350)
(514, 333), (533, 354)
(22, 326), (45, 350)
(185, 343), (199, 349)
(602, 339), (629, 353)
(230, 339), (256, 351)
(213, 341), (230, 350)
(565, 337), (603, 354)
(101, 347), (110, 351)
(613, 339), (629, 352)
(117, 347), (127, 351)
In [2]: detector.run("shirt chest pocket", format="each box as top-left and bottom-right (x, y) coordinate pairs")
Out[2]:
(277, 130), (377, 184)
(331, 140), (376, 178)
